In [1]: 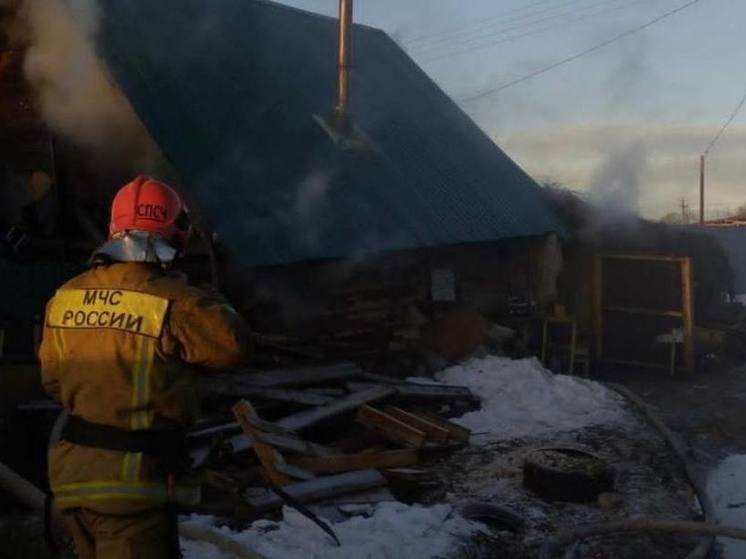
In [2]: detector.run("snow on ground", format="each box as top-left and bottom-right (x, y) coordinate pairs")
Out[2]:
(181, 503), (487, 559)
(706, 454), (746, 559)
(434, 356), (629, 441)
(182, 356), (630, 557)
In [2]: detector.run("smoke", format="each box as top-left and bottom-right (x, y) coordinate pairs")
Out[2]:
(588, 139), (647, 213)
(6, 0), (165, 171)
(602, 38), (660, 118)
(293, 169), (336, 248)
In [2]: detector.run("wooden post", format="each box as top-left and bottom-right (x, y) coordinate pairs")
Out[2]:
(592, 255), (604, 360)
(680, 257), (696, 374)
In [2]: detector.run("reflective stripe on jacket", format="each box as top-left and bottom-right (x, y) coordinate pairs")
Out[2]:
(39, 262), (250, 513)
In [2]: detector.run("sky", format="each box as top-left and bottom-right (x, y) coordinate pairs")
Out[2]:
(275, 0), (745, 220)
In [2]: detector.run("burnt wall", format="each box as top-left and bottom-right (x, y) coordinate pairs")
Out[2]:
(224, 235), (561, 346)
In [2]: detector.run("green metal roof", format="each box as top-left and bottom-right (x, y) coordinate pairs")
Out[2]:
(95, 0), (565, 266)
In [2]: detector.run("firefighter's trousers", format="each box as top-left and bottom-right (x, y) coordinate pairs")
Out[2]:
(62, 507), (175, 559)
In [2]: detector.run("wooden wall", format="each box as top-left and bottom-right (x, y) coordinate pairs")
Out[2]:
(224, 234), (563, 348)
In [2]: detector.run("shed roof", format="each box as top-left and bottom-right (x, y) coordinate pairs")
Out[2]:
(95, 0), (564, 266)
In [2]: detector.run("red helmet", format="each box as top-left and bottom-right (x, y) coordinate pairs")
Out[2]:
(109, 176), (190, 248)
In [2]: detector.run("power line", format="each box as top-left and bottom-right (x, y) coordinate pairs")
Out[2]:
(703, 87), (746, 155)
(418, 0), (652, 64)
(409, 0), (628, 56)
(459, 0), (704, 104)
(407, 0), (599, 52)
(404, 0), (570, 45)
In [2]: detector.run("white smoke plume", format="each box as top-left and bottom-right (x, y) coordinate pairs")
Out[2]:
(5, 0), (165, 171)
(293, 169), (336, 248)
(588, 139), (647, 213)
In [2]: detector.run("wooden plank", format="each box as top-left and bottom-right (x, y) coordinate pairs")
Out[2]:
(346, 381), (475, 402)
(237, 363), (362, 388)
(356, 405), (427, 449)
(232, 401), (314, 484)
(261, 433), (338, 457)
(203, 469), (243, 493)
(188, 422), (240, 440)
(360, 373), (477, 399)
(232, 401), (291, 485)
(207, 383), (334, 406)
(287, 449), (418, 474)
(225, 429), (339, 458)
(359, 372), (411, 385)
(681, 257), (696, 375)
(247, 469), (387, 512)
(303, 387), (347, 398)
(278, 386), (396, 432)
(318, 487), (396, 506)
(384, 407), (450, 444)
(415, 411), (471, 444)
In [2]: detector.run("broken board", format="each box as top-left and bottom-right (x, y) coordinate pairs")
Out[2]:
(356, 405), (427, 449)
(287, 449), (418, 475)
(247, 469), (387, 512)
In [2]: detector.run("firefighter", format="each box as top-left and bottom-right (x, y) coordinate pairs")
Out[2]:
(39, 176), (250, 559)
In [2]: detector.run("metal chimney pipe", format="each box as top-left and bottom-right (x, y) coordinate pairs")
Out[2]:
(335, 0), (352, 127)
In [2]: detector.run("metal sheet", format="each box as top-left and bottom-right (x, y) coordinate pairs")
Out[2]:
(94, 0), (565, 266)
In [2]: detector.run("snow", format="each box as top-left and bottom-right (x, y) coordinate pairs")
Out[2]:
(181, 503), (487, 559)
(434, 356), (629, 441)
(181, 356), (629, 558)
(181, 539), (226, 559)
(706, 454), (746, 559)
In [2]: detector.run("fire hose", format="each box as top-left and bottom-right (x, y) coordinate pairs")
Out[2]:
(0, 459), (49, 515)
(0, 459), (265, 559)
(540, 383), (735, 559)
(540, 518), (746, 559)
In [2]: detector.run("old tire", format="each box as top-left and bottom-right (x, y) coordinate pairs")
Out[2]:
(523, 448), (612, 503)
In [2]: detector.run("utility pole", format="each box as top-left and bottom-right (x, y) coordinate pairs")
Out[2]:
(680, 197), (689, 224)
(699, 154), (705, 225)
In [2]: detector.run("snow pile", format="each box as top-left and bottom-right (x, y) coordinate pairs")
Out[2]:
(707, 454), (746, 558)
(181, 503), (486, 559)
(435, 356), (629, 440)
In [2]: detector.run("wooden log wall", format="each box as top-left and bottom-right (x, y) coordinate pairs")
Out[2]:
(225, 235), (561, 357)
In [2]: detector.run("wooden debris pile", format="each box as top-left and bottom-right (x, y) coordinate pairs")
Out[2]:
(188, 362), (476, 518)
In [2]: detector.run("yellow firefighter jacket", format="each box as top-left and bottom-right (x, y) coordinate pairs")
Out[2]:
(39, 261), (250, 513)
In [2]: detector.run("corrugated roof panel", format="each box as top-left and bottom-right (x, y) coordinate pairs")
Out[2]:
(94, 0), (565, 266)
